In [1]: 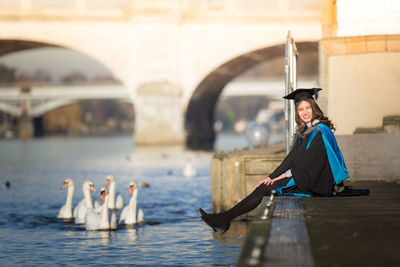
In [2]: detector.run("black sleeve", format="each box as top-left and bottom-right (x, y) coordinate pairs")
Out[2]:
(269, 143), (296, 179)
(291, 132), (334, 196)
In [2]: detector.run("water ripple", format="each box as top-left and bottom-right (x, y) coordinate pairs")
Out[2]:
(0, 137), (247, 266)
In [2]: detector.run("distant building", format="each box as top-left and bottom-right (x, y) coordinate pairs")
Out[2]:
(319, 0), (400, 134)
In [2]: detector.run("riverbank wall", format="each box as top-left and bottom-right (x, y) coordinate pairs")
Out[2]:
(210, 133), (400, 214)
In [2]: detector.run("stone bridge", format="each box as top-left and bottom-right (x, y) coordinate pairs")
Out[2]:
(0, 0), (321, 149)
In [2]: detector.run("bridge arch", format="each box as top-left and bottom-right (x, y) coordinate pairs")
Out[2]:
(0, 39), (59, 57)
(0, 39), (129, 113)
(0, 38), (127, 88)
(0, 39), (135, 138)
(185, 42), (318, 150)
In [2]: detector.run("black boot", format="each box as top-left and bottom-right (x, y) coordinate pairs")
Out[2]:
(199, 208), (230, 234)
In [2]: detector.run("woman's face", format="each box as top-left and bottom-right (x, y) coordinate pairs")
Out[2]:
(297, 100), (313, 124)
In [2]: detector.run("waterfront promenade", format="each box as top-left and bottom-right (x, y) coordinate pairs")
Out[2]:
(210, 132), (400, 266)
(238, 180), (400, 266)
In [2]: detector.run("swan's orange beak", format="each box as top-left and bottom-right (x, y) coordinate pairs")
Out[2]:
(100, 191), (105, 200)
(90, 185), (96, 193)
(61, 183), (68, 189)
(106, 180), (110, 187)
(129, 186), (134, 195)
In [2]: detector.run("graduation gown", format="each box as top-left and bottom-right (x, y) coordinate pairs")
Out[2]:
(270, 123), (349, 196)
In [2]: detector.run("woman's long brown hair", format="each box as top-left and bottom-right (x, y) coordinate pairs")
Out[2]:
(295, 99), (335, 132)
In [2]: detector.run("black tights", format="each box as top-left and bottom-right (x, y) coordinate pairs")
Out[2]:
(217, 177), (292, 223)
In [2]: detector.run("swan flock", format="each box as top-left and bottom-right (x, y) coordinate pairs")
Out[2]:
(57, 176), (145, 231)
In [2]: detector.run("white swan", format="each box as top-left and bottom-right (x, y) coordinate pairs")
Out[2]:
(85, 187), (117, 231)
(73, 181), (97, 224)
(183, 158), (197, 178)
(106, 175), (124, 210)
(57, 178), (75, 219)
(119, 181), (145, 225)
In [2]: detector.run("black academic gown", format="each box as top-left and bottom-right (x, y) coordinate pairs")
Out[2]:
(269, 127), (336, 196)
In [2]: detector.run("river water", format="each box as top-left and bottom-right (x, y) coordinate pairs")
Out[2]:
(0, 135), (250, 266)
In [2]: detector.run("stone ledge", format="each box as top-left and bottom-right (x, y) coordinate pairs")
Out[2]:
(238, 197), (313, 267)
(210, 145), (285, 214)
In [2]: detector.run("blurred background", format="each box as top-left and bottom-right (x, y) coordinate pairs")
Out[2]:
(1, 0), (397, 151)
(0, 1), (399, 266)
(0, 0), (325, 151)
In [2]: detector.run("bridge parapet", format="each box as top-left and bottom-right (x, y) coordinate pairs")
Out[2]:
(0, 0), (320, 21)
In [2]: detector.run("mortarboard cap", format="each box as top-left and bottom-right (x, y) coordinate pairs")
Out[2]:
(283, 88), (322, 104)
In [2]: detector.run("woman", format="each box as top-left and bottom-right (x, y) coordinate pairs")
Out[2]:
(199, 88), (349, 234)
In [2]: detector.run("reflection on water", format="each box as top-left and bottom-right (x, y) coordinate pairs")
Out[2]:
(85, 230), (116, 246)
(126, 227), (138, 244)
(212, 221), (252, 258)
(0, 136), (249, 266)
(213, 220), (251, 242)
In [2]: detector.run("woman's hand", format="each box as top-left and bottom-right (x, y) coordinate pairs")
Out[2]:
(264, 178), (276, 186)
(255, 177), (272, 189)
(255, 173), (287, 189)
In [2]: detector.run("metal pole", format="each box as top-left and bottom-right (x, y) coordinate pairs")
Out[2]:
(288, 37), (294, 152)
(284, 32), (290, 155)
(289, 38), (298, 148)
(284, 31), (298, 154)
